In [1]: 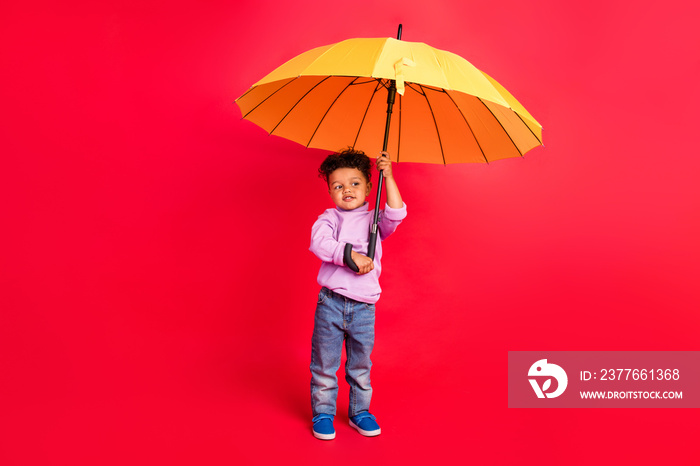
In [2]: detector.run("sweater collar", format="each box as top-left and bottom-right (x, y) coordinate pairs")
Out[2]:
(336, 202), (369, 213)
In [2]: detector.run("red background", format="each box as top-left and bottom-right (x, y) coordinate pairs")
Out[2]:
(2, 0), (699, 464)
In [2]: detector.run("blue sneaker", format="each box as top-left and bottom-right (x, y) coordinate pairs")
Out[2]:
(312, 414), (336, 440)
(349, 412), (381, 437)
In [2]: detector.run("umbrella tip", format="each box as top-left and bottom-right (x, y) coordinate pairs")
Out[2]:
(397, 24), (402, 40)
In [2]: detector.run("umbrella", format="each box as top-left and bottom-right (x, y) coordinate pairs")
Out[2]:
(235, 25), (542, 271)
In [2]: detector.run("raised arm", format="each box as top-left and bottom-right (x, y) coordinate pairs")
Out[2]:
(377, 151), (403, 209)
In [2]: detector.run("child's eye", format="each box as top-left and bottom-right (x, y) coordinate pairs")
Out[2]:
(334, 185), (342, 190)
(352, 182), (359, 186)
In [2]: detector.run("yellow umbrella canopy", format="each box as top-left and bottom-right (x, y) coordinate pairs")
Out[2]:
(236, 36), (542, 164)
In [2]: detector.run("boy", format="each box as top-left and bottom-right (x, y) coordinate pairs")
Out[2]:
(309, 148), (406, 440)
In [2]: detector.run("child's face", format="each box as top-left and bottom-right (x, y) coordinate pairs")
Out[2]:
(327, 167), (371, 211)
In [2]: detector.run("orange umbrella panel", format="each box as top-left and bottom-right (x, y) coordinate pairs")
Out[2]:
(236, 75), (541, 164)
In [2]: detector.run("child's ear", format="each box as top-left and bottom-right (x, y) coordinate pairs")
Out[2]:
(366, 182), (372, 194)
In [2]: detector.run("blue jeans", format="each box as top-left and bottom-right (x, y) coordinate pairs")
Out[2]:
(310, 287), (376, 417)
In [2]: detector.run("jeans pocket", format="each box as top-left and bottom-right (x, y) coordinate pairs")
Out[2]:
(317, 288), (328, 305)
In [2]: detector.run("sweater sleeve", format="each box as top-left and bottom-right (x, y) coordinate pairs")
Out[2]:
(378, 202), (407, 240)
(309, 211), (346, 267)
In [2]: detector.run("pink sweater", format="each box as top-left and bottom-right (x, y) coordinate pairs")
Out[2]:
(310, 202), (407, 304)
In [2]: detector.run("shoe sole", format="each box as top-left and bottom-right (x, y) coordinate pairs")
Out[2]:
(313, 430), (336, 440)
(349, 420), (381, 437)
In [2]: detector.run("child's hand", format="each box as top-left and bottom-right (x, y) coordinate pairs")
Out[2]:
(377, 151), (393, 179)
(350, 250), (374, 275)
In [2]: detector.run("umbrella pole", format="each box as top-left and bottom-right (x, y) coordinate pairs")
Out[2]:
(366, 81), (396, 260)
(367, 23), (402, 260)
(344, 25), (402, 271)
(343, 83), (395, 270)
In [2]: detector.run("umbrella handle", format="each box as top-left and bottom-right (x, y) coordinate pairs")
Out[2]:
(367, 224), (379, 260)
(344, 243), (360, 273)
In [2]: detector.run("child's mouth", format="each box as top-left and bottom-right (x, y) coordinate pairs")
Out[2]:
(343, 196), (354, 202)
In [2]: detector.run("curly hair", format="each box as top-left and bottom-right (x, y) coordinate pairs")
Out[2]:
(318, 148), (372, 185)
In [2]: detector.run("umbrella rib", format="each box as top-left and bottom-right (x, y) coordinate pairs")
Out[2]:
(377, 79), (390, 90)
(443, 91), (489, 164)
(236, 86), (255, 103)
(240, 78), (297, 119)
(477, 98), (523, 157)
(269, 76), (332, 136)
(419, 84), (447, 165)
(406, 82), (424, 95)
(514, 112), (543, 145)
(352, 79), (383, 149)
(306, 77), (359, 148)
